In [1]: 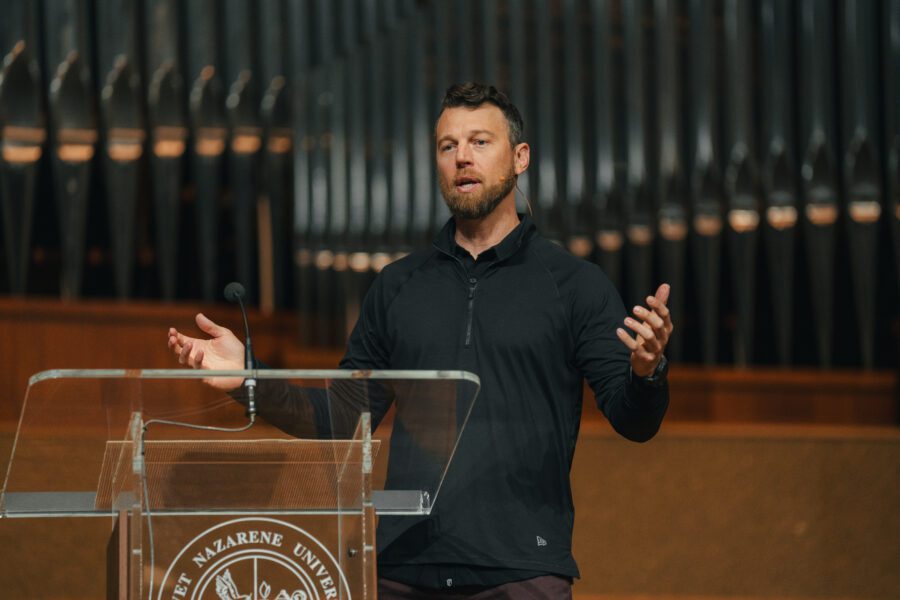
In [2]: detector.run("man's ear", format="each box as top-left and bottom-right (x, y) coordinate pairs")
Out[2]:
(514, 142), (530, 175)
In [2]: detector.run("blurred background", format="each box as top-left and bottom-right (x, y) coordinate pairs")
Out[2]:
(0, 0), (898, 598)
(0, 0), (897, 367)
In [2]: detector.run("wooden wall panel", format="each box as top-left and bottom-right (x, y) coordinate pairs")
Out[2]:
(571, 424), (900, 598)
(1, 298), (896, 430)
(0, 298), (301, 422)
(657, 368), (898, 425)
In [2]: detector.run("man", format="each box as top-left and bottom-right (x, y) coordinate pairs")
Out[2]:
(169, 83), (673, 599)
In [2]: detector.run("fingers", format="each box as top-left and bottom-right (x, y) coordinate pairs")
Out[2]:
(646, 296), (674, 337)
(178, 340), (193, 366)
(169, 316), (238, 371)
(168, 326), (201, 357)
(623, 317), (663, 353)
(168, 327), (187, 355)
(653, 283), (671, 305)
(619, 284), (674, 376)
(177, 340), (205, 369)
(646, 283), (675, 337)
(623, 284), (675, 355)
(616, 327), (638, 350)
(633, 304), (671, 347)
(647, 295), (671, 321)
(633, 305), (664, 330)
(171, 327), (197, 367)
(616, 328), (657, 362)
(168, 322), (220, 370)
(648, 284), (671, 318)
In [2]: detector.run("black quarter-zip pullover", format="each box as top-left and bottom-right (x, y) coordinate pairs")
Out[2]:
(337, 215), (669, 588)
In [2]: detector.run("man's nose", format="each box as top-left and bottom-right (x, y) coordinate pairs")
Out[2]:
(455, 143), (473, 166)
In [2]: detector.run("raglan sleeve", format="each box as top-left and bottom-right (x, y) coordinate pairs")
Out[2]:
(570, 264), (669, 442)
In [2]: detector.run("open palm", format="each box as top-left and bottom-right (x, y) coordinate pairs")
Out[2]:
(167, 313), (245, 390)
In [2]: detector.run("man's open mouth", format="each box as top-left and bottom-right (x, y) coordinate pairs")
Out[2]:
(455, 177), (481, 192)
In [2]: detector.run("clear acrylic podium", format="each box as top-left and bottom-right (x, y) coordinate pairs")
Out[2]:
(0, 369), (480, 599)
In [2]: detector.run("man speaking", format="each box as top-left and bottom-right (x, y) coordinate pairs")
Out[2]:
(169, 83), (673, 599)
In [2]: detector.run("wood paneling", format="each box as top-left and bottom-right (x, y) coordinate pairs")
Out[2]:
(570, 424), (900, 598)
(1, 298), (896, 429)
(657, 366), (897, 425)
(0, 297), (302, 423)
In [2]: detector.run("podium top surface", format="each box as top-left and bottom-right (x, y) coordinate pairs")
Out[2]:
(27, 368), (481, 386)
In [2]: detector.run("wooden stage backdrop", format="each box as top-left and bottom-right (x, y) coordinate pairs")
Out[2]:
(0, 298), (897, 598)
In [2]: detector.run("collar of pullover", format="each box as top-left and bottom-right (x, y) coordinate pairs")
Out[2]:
(433, 213), (536, 263)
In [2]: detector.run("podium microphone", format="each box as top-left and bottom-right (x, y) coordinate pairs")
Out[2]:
(224, 282), (257, 419)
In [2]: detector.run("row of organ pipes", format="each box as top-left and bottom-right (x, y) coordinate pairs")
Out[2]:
(0, 0), (898, 368)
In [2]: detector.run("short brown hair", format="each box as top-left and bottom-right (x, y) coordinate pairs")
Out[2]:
(439, 82), (525, 147)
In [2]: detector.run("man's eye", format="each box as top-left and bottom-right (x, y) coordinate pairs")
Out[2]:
(474, 139), (487, 146)
(440, 144), (455, 152)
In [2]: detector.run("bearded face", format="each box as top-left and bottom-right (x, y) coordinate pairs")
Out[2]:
(434, 104), (524, 221)
(439, 163), (517, 220)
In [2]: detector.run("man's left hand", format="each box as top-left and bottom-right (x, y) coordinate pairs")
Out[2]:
(616, 283), (674, 377)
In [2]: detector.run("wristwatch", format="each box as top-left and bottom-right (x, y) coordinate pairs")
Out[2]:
(639, 355), (669, 387)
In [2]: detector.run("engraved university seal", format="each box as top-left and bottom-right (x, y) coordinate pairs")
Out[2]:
(158, 517), (350, 600)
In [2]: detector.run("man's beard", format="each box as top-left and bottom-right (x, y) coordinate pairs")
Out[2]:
(439, 166), (517, 220)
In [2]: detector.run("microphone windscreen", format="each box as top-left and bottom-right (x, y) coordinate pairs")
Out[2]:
(224, 281), (246, 303)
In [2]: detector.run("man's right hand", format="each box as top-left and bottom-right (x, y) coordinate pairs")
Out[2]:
(167, 313), (245, 391)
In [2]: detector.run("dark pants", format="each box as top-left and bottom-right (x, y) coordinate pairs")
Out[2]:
(377, 575), (573, 599)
